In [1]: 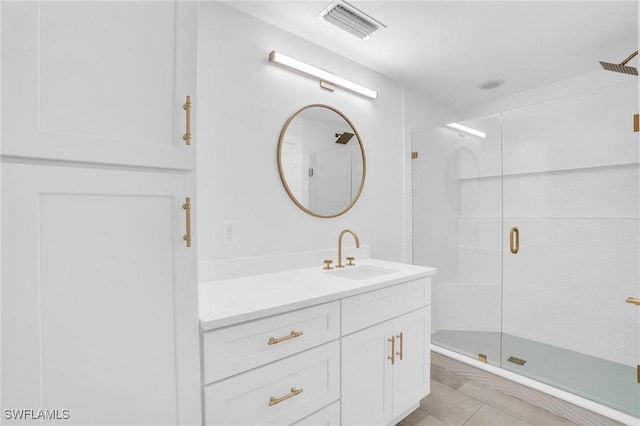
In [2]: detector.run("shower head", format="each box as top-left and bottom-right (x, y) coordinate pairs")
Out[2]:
(599, 51), (638, 76)
(335, 132), (354, 144)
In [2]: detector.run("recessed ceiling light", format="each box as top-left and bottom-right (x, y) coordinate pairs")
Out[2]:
(478, 79), (505, 90)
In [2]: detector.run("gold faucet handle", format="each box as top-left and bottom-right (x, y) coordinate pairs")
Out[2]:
(346, 256), (355, 266)
(323, 260), (334, 270)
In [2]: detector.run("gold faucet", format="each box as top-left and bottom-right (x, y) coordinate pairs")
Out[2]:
(336, 229), (360, 268)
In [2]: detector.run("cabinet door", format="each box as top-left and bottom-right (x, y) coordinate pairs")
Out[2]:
(1, 1), (197, 169)
(341, 321), (394, 426)
(1, 163), (200, 425)
(392, 307), (431, 418)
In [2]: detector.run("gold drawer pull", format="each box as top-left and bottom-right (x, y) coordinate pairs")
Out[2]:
(396, 332), (404, 361)
(269, 387), (303, 406)
(626, 297), (640, 306)
(183, 95), (192, 145)
(268, 330), (303, 345)
(388, 336), (395, 365)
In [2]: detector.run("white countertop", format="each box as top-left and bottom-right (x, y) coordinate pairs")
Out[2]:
(199, 258), (437, 331)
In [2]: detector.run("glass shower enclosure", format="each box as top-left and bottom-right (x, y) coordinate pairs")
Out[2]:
(412, 78), (639, 418)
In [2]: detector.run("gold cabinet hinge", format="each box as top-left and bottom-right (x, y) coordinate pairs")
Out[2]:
(634, 114), (639, 132)
(411, 152), (418, 159)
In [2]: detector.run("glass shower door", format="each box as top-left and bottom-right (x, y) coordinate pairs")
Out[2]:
(501, 80), (640, 417)
(412, 114), (503, 366)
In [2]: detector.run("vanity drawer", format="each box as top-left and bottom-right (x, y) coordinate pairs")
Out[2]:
(204, 341), (340, 426)
(202, 301), (340, 383)
(342, 278), (431, 335)
(292, 401), (340, 425)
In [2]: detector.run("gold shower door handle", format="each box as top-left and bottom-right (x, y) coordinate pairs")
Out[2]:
(510, 227), (519, 254)
(626, 297), (640, 306)
(183, 95), (192, 145)
(388, 336), (395, 365)
(183, 197), (191, 248)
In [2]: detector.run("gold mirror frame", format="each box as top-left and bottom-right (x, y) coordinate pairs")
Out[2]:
(277, 104), (366, 218)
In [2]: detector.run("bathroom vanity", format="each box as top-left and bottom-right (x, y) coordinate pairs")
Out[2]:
(199, 259), (436, 425)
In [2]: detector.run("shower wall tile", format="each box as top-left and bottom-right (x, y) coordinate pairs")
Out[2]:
(460, 176), (502, 217)
(503, 164), (638, 219)
(502, 80), (638, 175)
(433, 281), (502, 332)
(502, 218), (639, 367)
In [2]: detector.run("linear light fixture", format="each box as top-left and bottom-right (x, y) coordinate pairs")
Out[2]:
(268, 51), (378, 100)
(446, 123), (486, 138)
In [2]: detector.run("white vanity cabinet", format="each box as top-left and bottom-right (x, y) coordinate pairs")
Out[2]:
(199, 264), (434, 426)
(341, 279), (431, 426)
(201, 302), (341, 425)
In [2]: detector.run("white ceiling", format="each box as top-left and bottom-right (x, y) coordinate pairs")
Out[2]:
(223, 1), (638, 111)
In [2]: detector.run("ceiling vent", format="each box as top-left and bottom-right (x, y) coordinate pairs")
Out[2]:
(318, 1), (386, 40)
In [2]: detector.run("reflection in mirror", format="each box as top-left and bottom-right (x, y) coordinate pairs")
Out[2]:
(278, 104), (366, 218)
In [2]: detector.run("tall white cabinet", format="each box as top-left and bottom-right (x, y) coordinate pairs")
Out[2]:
(1, 2), (201, 425)
(2, 1), (197, 169)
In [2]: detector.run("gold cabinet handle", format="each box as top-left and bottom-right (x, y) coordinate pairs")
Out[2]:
(268, 330), (303, 345)
(388, 336), (395, 365)
(182, 197), (191, 248)
(396, 332), (404, 361)
(510, 227), (519, 254)
(183, 95), (192, 145)
(269, 387), (303, 406)
(626, 297), (640, 306)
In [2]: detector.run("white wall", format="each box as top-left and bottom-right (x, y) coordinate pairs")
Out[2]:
(197, 2), (438, 277)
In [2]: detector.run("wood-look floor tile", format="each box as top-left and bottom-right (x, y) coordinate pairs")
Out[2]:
(519, 404), (581, 426)
(431, 364), (468, 390)
(395, 408), (429, 426)
(415, 415), (448, 426)
(464, 404), (531, 426)
(458, 382), (529, 419)
(419, 381), (483, 426)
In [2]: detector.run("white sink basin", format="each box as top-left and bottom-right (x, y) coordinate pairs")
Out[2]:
(328, 265), (398, 280)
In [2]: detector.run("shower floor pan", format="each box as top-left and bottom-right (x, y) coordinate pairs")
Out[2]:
(432, 329), (639, 418)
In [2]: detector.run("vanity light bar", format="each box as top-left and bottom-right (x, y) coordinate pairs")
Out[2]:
(268, 51), (378, 100)
(446, 123), (486, 138)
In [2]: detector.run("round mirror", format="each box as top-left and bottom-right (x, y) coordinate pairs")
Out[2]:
(277, 104), (366, 218)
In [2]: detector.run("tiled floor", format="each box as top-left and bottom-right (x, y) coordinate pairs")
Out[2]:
(396, 364), (581, 426)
